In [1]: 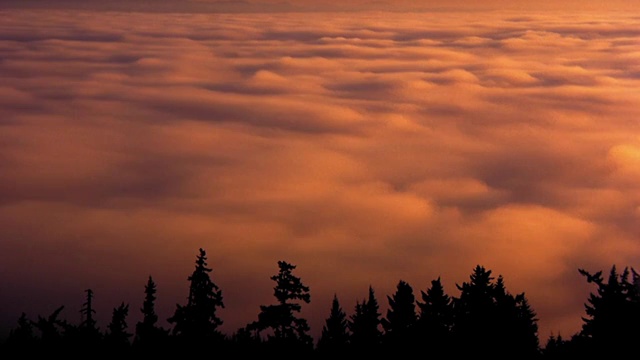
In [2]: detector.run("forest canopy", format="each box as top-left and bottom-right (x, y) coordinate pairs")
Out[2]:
(1, 248), (638, 358)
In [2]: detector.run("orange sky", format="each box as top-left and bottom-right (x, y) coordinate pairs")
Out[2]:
(2, 0), (638, 12)
(0, 5), (639, 345)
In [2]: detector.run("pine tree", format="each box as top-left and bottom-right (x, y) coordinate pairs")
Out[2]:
(451, 265), (498, 357)
(316, 293), (350, 355)
(452, 266), (541, 358)
(134, 276), (168, 352)
(167, 248), (225, 347)
(249, 260), (313, 355)
(579, 265), (640, 357)
(81, 289), (97, 331)
(348, 286), (382, 355)
(514, 294), (541, 357)
(77, 288), (102, 347)
(493, 275), (540, 357)
(380, 280), (417, 353)
(416, 277), (453, 351)
(104, 302), (132, 353)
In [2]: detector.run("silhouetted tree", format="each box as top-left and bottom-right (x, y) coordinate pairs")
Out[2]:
(104, 302), (132, 353)
(380, 280), (417, 354)
(133, 276), (168, 352)
(249, 260), (313, 356)
(13, 254), (640, 357)
(452, 265), (495, 357)
(416, 277), (453, 351)
(316, 293), (350, 355)
(631, 268), (640, 299)
(578, 265), (640, 357)
(228, 326), (263, 356)
(31, 306), (67, 351)
(348, 286), (382, 355)
(493, 275), (540, 357)
(543, 332), (591, 358)
(542, 334), (569, 358)
(167, 248), (225, 348)
(75, 288), (102, 348)
(452, 265), (541, 358)
(80, 289), (97, 330)
(3, 313), (37, 352)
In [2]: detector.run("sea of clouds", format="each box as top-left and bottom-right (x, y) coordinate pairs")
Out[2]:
(0, 9), (638, 341)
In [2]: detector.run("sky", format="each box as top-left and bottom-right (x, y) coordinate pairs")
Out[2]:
(1, 0), (639, 345)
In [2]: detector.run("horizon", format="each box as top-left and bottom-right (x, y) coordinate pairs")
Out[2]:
(0, 247), (629, 343)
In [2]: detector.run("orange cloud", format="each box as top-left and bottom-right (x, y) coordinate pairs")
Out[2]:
(1, 8), (639, 344)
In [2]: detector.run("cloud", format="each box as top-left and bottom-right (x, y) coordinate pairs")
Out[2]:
(1, 8), (639, 343)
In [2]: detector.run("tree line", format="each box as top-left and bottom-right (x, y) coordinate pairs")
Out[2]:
(1, 247), (638, 358)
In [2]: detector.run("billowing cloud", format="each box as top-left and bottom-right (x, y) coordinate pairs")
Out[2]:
(0, 8), (639, 344)
(2, 0), (637, 12)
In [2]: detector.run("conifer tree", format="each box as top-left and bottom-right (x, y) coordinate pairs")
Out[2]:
(249, 260), (313, 355)
(134, 276), (168, 351)
(77, 289), (102, 348)
(380, 280), (417, 353)
(542, 334), (571, 358)
(32, 306), (67, 351)
(452, 266), (541, 357)
(452, 265), (496, 348)
(492, 275), (518, 349)
(514, 294), (541, 356)
(81, 289), (97, 331)
(579, 265), (640, 357)
(348, 286), (382, 355)
(416, 277), (453, 350)
(493, 275), (540, 357)
(452, 265), (499, 357)
(168, 248), (225, 347)
(317, 293), (350, 355)
(104, 302), (132, 353)
(228, 326), (263, 356)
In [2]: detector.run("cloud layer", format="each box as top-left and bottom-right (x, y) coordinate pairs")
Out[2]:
(0, 9), (639, 342)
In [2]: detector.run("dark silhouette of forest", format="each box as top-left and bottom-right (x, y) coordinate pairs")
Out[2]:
(1, 247), (639, 358)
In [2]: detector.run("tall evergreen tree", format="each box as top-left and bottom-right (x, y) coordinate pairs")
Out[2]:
(81, 289), (97, 331)
(416, 277), (453, 351)
(380, 280), (417, 353)
(514, 294), (541, 356)
(104, 302), (132, 353)
(134, 276), (168, 352)
(348, 286), (382, 355)
(76, 288), (102, 348)
(316, 293), (350, 355)
(249, 260), (313, 355)
(492, 275), (540, 357)
(452, 266), (541, 358)
(167, 248), (225, 347)
(578, 265), (640, 357)
(452, 264), (496, 357)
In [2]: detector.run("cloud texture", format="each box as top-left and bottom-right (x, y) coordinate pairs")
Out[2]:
(0, 8), (639, 342)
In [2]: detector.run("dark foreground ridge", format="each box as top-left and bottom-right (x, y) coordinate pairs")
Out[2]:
(2, 248), (638, 358)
